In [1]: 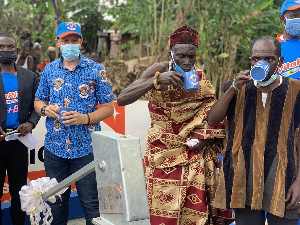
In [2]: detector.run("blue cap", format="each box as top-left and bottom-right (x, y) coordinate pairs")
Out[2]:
(56, 22), (82, 39)
(279, 0), (300, 16)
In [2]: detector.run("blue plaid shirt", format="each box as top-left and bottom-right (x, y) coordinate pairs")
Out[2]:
(35, 55), (115, 159)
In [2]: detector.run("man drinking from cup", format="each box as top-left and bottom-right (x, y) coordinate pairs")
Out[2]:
(208, 36), (300, 225)
(117, 26), (234, 225)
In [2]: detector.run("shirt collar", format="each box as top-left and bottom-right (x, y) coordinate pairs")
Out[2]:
(58, 54), (88, 69)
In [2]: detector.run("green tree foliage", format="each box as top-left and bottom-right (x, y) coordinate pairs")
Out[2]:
(68, 0), (110, 53)
(0, 0), (284, 97)
(103, 0), (282, 97)
(0, 0), (107, 56)
(191, 0), (282, 97)
(0, 0), (69, 55)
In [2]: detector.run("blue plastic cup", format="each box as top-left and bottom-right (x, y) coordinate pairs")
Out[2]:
(250, 60), (270, 81)
(59, 107), (73, 124)
(183, 71), (199, 91)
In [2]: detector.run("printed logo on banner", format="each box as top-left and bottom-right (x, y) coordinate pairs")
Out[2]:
(101, 102), (125, 135)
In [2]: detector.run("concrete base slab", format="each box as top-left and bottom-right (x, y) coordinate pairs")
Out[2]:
(92, 214), (150, 225)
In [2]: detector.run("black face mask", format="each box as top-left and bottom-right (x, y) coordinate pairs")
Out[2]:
(0, 51), (17, 65)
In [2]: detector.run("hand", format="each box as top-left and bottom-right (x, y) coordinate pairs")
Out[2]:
(45, 104), (60, 119)
(0, 127), (6, 142)
(16, 122), (34, 137)
(61, 111), (88, 125)
(188, 136), (210, 152)
(233, 70), (252, 90)
(158, 71), (184, 88)
(285, 179), (300, 209)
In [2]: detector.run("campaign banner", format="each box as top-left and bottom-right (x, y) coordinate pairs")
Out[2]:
(1, 101), (151, 203)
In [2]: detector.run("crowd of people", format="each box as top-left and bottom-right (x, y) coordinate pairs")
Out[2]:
(14, 23), (123, 79)
(16, 25), (122, 77)
(1, 0), (300, 225)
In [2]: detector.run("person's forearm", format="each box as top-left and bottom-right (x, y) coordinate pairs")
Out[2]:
(208, 85), (236, 126)
(89, 101), (114, 123)
(117, 77), (155, 106)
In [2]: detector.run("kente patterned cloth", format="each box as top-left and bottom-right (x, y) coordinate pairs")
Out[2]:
(213, 77), (300, 219)
(144, 68), (235, 225)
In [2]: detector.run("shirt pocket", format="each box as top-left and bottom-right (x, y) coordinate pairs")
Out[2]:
(76, 81), (97, 112)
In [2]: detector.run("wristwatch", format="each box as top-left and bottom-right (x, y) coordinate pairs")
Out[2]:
(41, 105), (48, 116)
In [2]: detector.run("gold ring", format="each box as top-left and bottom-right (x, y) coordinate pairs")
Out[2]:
(168, 85), (174, 91)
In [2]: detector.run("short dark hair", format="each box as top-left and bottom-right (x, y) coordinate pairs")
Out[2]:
(250, 36), (281, 57)
(0, 33), (17, 45)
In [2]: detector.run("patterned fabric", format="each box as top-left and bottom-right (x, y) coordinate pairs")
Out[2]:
(35, 55), (115, 159)
(170, 26), (198, 48)
(215, 77), (300, 219)
(145, 68), (234, 224)
(37, 58), (50, 72)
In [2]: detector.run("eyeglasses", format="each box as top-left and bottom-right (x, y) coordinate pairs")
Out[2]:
(249, 56), (277, 63)
(0, 45), (16, 51)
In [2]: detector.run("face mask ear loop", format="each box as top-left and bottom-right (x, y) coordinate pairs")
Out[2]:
(274, 61), (280, 75)
(284, 16), (288, 28)
(269, 61), (280, 78)
(170, 51), (176, 65)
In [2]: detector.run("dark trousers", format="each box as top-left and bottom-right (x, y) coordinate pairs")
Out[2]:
(235, 206), (299, 225)
(0, 140), (28, 225)
(44, 149), (99, 225)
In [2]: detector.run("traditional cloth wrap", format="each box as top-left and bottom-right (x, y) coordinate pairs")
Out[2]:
(19, 177), (68, 225)
(144, 66), (234, 224)
(170, 26), (199, 48)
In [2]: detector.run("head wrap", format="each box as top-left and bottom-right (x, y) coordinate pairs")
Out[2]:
(47, 46), (56, 52)
(170, 26), (198, 48)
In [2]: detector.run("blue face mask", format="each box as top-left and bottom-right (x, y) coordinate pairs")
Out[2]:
(170, 51), (194, 74)
(61, 44), (80, 61)
(285, 17), (300, 37)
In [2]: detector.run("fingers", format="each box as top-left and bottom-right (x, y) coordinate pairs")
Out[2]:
(45, 104), (60, 119)
(0, 127), (5, 135)
(0, 127), (7, 141)
(237, 70), (250, 76)
(234, 70), (252, 89)
(286, 195), (300, 209)
(286, 188), (292, 203)
(0, 129), (6, 141)
(188, 138), (209, 152)
(61, 111), (86, 125)
(285, 185), (300, 209)
(159, 71), (184, 87)
(17, 122), (33, 137)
